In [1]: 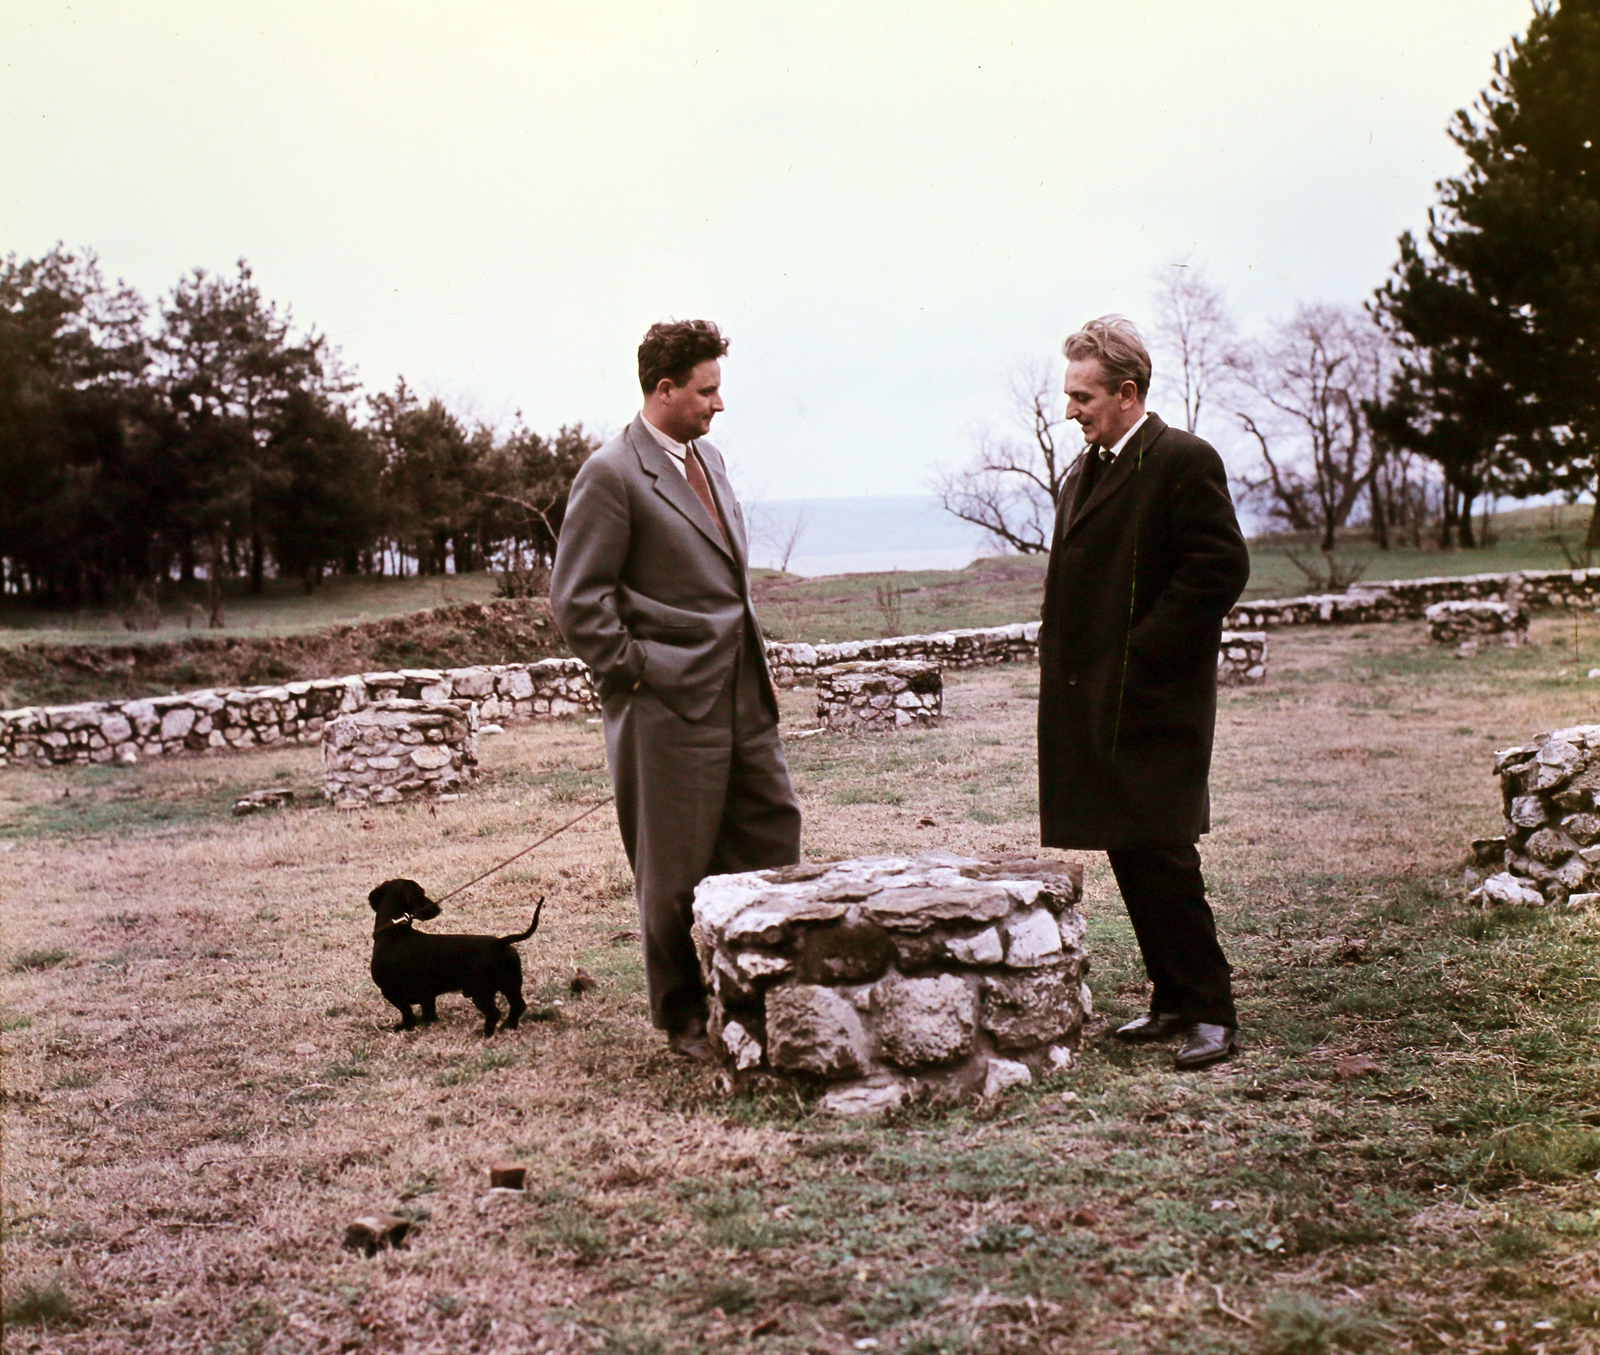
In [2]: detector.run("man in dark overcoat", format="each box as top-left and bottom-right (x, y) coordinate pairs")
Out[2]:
(1038, 316), (1250, 1069)
(551, 320), (802, 1060)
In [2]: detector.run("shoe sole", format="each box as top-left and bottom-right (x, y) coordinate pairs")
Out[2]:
(1173, 1039), (1238, 1070)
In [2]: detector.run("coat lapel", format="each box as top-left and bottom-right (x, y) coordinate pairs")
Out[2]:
(1061, 414), (1167, 541)
(626, 416), (737, 563)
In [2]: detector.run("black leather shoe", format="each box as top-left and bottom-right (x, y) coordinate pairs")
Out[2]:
(1173, 1023), (1238, 1069)
(1113, 1012), (1187, 1043)
(667, 1016), (713, 1062)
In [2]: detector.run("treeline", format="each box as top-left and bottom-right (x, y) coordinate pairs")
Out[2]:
(0, 250), (596, 609)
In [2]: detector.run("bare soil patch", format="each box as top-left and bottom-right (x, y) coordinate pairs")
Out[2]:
(4, 619), (1600, 1353)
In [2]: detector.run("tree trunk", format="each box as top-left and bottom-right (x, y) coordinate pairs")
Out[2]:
(249, 530), (265, 594)
(1458, 491), (1477, 548)
(1370, 476), (1390, 550)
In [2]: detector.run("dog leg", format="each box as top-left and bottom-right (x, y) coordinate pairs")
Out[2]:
(470, 991), (501, 1038)
(420, 997), (439, 1025)
(391, 1003), (417, 1031)
(502, 986), (527, 1030)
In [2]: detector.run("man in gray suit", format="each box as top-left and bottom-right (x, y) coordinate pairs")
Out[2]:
(551, 320), (802, 1060)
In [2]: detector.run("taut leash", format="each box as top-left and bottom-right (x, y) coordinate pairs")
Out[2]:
(434, 796), (615, 904)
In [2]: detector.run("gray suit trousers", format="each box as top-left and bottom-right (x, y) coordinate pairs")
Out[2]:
(602, 628), (801, 1029)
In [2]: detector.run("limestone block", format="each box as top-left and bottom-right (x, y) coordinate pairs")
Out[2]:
(100, 714), (133, 744)
(411, 745), (453, 770)
(721, 1019), (764, 1071)
(160, 707), (196, 740)
(982, 1058), (1032, 1099)
(1479, 872), (1546, 907)
(766, 985), (870, 1077)
(818, 1078), (910, 1117)
(980, 970), (1079, 1050)
(945, 928), (1003, 966)
(1003, 909), (1064, 967)
(450, 667), (495, 698)
(873, 974), (975, 1067)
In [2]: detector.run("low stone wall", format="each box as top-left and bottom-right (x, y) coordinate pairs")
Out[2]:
(1, 622), (1268, 769)
(323, 700), (479, 806)
(1469, 725), (1600, 906)
(693, 853), (1089, 1115)
(816, 661), (942, 732)
(1425, 600), (1529, 648)
(766, 624), (1041, 687)
(1226, 567), (1600, 631)
(0, 658), (596, 769)
(770, 623), (1265, 689)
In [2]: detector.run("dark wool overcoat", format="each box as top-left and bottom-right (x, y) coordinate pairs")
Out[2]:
(1038, 414), (1250, 849)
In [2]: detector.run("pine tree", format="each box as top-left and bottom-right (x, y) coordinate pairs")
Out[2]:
(1371, 0), (1600, 545)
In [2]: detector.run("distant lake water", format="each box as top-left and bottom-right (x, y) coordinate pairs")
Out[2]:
(745, 496), (995, 577)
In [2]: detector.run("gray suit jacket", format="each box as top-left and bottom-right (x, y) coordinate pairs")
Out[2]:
(550, 415), (774, 722)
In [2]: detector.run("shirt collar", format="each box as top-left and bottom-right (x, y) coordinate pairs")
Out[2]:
(641, 413), (689, 462)
(1101, 411), (1149, 461)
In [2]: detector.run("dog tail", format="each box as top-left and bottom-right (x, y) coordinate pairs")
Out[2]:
(500, 897), (544, 946)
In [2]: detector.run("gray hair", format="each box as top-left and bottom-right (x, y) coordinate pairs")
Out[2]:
(1062, 315), (1151, 399)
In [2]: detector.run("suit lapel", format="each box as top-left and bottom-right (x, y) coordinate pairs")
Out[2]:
(1062, 414), (1167, 541)
(626, 417), (737, 563)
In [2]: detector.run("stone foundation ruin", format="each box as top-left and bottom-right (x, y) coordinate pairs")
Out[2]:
(1425, 600), (1529, 649)
(1470, 725), (1600, 906)
(692, 853), (1090, 1115)
(322, 699), (479, 806)
(2, 623), (1267, 770)
(815, 660), (942, 732)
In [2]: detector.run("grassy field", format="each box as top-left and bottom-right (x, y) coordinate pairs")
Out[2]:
(4, 616), (1600, 1354)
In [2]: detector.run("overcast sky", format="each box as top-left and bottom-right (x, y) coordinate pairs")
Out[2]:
(4, 0), (1534, 498)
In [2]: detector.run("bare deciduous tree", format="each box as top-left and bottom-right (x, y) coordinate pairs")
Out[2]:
(934, 361), (1073, 555)
(1228, 304), (1394, 551)
(763, 507), (810, 573)
(1150, 259), (1238, 436)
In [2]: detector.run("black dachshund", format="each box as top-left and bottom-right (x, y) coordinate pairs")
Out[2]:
(367, 878), (542, 1037)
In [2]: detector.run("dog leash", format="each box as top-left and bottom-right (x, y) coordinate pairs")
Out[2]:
(434, 796), (615, 904)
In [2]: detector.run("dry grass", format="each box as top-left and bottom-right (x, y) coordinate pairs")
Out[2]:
(4, 619), (1600, 1353)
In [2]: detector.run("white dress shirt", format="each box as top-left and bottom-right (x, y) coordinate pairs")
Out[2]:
(1100, 411), (1150, 462)
(641, 414), (691, 480)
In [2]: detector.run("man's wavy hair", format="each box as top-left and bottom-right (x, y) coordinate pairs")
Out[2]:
(638, 320), (730, 395)
(1062, 315), (1151, 399)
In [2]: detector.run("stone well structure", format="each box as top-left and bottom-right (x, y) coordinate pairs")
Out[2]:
(815, 660), (942, 732)
(692, 853), (1090, 1115)
(1469, 724), (1600, 906)
(1425, 600), (1529, 648)
(322, 700), (478, 807)
(1217, 632), (1267, 686)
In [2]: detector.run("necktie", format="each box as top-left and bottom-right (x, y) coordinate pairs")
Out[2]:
(684, 445), (730, 550)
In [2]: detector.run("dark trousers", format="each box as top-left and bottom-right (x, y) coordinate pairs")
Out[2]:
(602, 629), (802, 1030)
(1107, 844), (1237, 1028)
